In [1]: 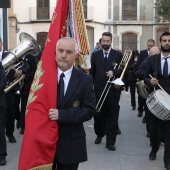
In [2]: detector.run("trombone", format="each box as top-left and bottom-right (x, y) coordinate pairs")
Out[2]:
(96, 50), (132, 112)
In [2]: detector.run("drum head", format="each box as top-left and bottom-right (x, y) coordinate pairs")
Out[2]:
(155, 90), (170, 110)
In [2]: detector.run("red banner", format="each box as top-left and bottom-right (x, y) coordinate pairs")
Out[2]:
(18, 1), (69, 169)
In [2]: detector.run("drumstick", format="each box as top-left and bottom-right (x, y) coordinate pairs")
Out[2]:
(149, 74), (169, 96)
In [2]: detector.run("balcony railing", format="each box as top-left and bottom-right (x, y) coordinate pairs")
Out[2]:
(29, 7), (55, 21)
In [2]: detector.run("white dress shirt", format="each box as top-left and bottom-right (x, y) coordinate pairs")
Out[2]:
(0, 50), (3, 61)
(103, 48), (111, 58)
(161, 53), (170, 75)
(58, 66), (73, 95)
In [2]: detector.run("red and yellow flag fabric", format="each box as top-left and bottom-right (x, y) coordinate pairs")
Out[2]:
(18, 1), (69, 169)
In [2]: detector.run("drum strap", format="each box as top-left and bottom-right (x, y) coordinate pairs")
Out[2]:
(153, 54), (159, 78)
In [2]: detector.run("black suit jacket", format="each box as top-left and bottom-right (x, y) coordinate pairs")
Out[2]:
(56, 67), (96, 164)
(139, 49), (148, 65)
(21, 54), (37, 90)
(144, 53), (170, 94)
(0, 61), (7, 109)
(89, 49), (123, 98)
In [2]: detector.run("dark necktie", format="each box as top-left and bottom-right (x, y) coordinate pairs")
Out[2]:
(58, 73), (65, 106)
(163, 57), (169, 77)
(104, 52), (108, 63)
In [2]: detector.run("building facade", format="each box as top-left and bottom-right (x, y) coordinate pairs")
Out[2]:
(85, 0), (169, 53)
(4, 0), (170, 54)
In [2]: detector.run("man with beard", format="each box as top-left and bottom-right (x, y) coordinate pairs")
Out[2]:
(144, 32), (170, 170)
(89, 32), (123, 151)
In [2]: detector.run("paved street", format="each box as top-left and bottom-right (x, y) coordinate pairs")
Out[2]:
(0, 91), (165, 170)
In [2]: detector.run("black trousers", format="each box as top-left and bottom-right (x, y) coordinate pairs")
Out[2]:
(138, 94), (148, 113)
(149, 111), (170, 166)
(6, 90), (16, 136)
(56, 163), (79, 170)
(129, 82), (137, 107)
(20, 89), (30, 130)
(94, 91), (121, 145)
(0, 109), (7, 158)
(123, 73), (129, 91)
(15, 93), (21, 121)
(52, 156), (79, 170)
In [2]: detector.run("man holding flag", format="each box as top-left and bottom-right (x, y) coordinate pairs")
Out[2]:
(18, 0), (95, 170)
(50, 37), (95, 170)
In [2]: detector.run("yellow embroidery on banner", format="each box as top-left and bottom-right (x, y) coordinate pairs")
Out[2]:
(26, 61), (45, 115)
(45, 34), (50, 47)
(51, 9), (57, 24)
(28, 163), (53, 170)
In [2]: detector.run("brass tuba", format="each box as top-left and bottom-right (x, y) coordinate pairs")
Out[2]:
(2, 32), (40, 93)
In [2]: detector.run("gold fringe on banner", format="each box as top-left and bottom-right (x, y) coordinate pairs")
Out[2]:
(74, 0), (90, 55)
(29, 163), (53, 170)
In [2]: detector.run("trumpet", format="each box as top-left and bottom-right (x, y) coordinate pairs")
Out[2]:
(96, 50), (132, 112)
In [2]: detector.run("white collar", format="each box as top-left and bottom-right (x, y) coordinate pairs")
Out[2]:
(161, 53), (170, 60)
(103, 48), (111, 55)
(58, 66), (73, 79)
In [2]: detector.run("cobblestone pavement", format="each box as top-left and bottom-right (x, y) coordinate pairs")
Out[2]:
(0, 91), (165, 170)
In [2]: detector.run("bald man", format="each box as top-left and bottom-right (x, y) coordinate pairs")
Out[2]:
(138, 46), (160, 138)
(149, 46), (160, 56)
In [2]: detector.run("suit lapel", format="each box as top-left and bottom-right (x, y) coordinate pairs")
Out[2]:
(158, 54), (162, 75)
(98, 50), (105, 65)
(61, 67), (79, 107)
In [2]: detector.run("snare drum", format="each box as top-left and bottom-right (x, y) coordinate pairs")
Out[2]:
(146, 89), (170, 120)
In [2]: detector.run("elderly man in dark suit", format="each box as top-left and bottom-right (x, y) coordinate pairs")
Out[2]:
(144, 32), (170, 170)
(89, 32), (123, 151)
(49, 37), (96, 170)
(0, 61), (7, 165)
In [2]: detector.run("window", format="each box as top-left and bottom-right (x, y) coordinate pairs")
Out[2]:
(108, 0), (111, 20)
(37, 0), (49, 20)
(122, 32), (137, 52)
(37, 32), (48, 52)
(82, 0), (87, 19)
(122, 0), (137, 20)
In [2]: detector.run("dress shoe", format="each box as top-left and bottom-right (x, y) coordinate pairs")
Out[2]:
(146, 133), (150, 138)
(137, 112), (143, 117)
(20, 129), (24, 135)
(142, 117), (146, 123)
(7, 135), (16, 143)
(165, 164), (170, 170)
(149, 151), (156, 161)
(132, 107), (136, 110)
(16, 120), (21, 129)
(106, 144), (115, 151)
(117, 129), (121, 135)
(95, 136), (102, 144)
(0, 157), (6, 166)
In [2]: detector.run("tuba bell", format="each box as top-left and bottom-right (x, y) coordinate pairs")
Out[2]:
(2, 32), (40, 93)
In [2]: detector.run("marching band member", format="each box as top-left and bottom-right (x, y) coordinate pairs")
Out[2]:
(89, 32), (123, 151)
(144, 32), (170, 170)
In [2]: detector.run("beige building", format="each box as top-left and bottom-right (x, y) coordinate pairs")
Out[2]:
(85, 0), (169, 54)
(6, 0), (170, 54)
(8, 0), (56, 51)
